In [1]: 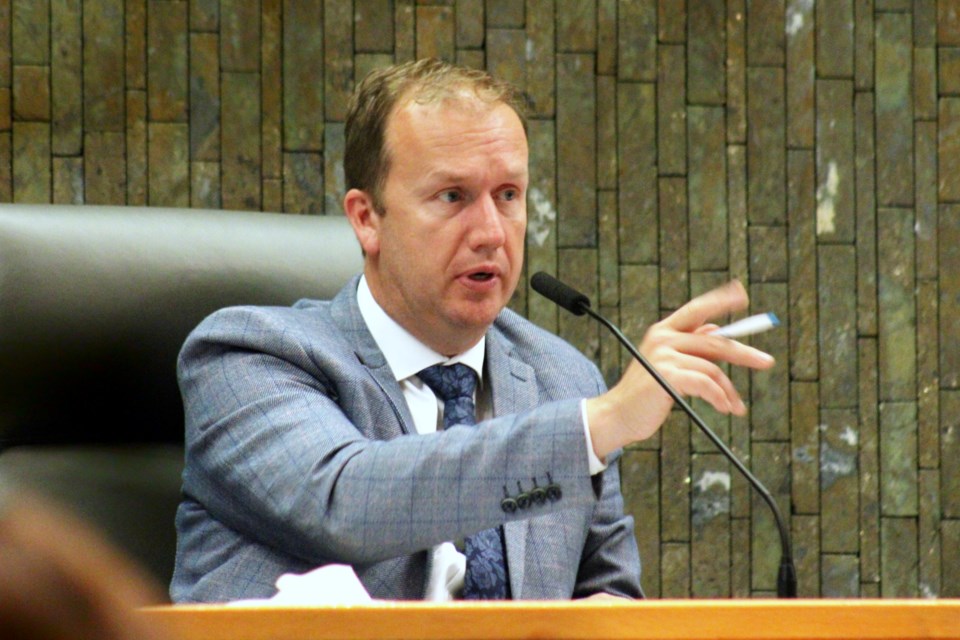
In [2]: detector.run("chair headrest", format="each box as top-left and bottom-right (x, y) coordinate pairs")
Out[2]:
(0, 205), (362, 447)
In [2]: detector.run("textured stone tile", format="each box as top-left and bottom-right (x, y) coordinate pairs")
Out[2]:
(324, 122), (345, 216)
(821, 554), (859, 597)
(485, 0), (523, 28)
(12, 0), (49, 64)
(730, 517), (750, 597)
(52, 156), (83, 204)
(0, 133), (10, 201)
(687, 0), (724, 103)
(855, 92), (877, 336)
(0, 3), (11, 86)
(917, 279), (940, 470)
(746, 67), (785, 225)
(854, 0), (874, 90)
(283, 152), (324, 214)
(618, 0), (656, 82)
(190, 160), (221, 209)
(661, 409), (691, 543)
(792, 514), (820, 597)
(820, 408), (859, 553)
(597, 0), (616, 75)
(85, 131), (125, 204)
(942, 391), (960, 518)
(126, 0), (146, 89)
(52, 0), (81, 155)
(190, 0), (218, 31)
(816, 79), (855, 243)
(818, 245), (858, 408)
(658, 177), (689, 311)
(395, 0), (415, 63)
(914, 47), (937, 120)
(690, 453), (731, 597)
(147, 122), (189, 206)
(12, 122), (50, 203)
(147, 0), (188, 122)
(596, 76), (617, 190)
(919, 469), (941, 597)
(939, 0), (960, 45)
(658, 0), (685, 43)
(816, 0), (853, 77)
(262, 0), (281, 178)
(416, 5), (455, 61)
(621, 448), (661, 598)
(597, 189), (619, 308)
(940, 48), (960, 98)
(941, 99), (960, 203)
(790, 381), (819, 515)
(13, 65), (49, 121)
(688, 106), (726, 271)
(749, 283), (789, 441)
(785, 0), (813, 148)
(617, 80), (656, 262)
(725, 0), (745, 142)
(557, 54), (596, 248)
(525, 0), (555, 117)
(660, 542), (690, 598)
(455, 48), (485, 69)
(658, 44), (686, 177)
(881, 517), (918, 597)
(525, 120), (558, 333)
(84, 0), (124, 131)
(354, 54), (394, 88)
(915, 122), (937, 280)
(283, 0), (323, 151)
(558, 248), (600, 359)
(875, 12), (914, 207)
(880, 401), (918, 516)
(748, 225), (787, 283)
(944, 519), (960, 597)
(746, 0), (784, 66)
(221, 72), (261, 211)
(556, 0), (595, 52)
(126, 90), (147, 205)
(355, 0), (395, 52)
(221, 0), (259, 72)
(787, 150), (817, 380)
(0, 89), (10, 131)
(189, 33), (219, 162)
(619, 263), (658, 351)
(324, 0), (353, 121)
(486, 29), (525, 93)
(262, 178), (282, 213)
(751, 442), (790, 593)
(690, 271), (731, 453)
(727, 144), (748, 282)
(858, 338), (880, 584)
(878, 208), (916, 401)
(598, 304), (622, 387)
(454, 0), (483, 49)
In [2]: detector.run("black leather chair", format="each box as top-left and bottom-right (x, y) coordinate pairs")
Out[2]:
(0, 205), (361, 593)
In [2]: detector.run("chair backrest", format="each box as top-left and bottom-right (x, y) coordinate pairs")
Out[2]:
(0, 204), (362, 590)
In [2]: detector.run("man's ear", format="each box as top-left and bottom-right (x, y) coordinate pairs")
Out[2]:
(343, 188), (381, 257)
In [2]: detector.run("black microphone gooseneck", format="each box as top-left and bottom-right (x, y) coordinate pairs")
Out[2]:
(530, 271), (797, 598)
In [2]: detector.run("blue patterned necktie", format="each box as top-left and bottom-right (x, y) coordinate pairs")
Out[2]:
(417, 363), (510, 599)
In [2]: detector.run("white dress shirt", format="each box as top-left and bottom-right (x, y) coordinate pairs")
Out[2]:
(355, 276), (605, 600)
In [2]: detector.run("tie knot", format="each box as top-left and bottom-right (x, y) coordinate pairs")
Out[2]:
(417, 363), (477, 403)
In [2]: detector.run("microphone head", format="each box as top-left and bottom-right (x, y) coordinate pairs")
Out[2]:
(530, 272), (591, 316)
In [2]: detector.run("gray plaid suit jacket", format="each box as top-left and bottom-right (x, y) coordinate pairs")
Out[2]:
(170, 276), (641, 602)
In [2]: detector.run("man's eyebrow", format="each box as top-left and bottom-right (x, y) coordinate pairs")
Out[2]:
(423, 168), (529, 185)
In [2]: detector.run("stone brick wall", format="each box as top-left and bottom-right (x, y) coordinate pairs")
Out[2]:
(2, 0), (958, 598)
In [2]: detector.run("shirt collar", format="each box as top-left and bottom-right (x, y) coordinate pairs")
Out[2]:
(356, 276), (485, 384)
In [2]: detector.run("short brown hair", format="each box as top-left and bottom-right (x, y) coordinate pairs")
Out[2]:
(344, 58), (528, 212)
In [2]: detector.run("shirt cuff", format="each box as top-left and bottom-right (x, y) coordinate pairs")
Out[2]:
(580, 399), (608, 475)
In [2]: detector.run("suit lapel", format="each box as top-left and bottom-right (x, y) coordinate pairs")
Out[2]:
(329, 277), (416, 435)
(486, 325), (539, 599)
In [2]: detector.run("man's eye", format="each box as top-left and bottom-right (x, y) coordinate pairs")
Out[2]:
(439, 190), (462, 203)
(500, 188), (520, 201)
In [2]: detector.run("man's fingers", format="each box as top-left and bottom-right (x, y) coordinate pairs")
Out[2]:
(662, 280), (749, 333)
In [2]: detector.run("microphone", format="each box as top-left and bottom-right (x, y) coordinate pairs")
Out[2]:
(530, 271), (797, 598)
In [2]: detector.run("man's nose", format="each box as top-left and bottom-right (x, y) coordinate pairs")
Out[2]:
(467, 194), (507, 249)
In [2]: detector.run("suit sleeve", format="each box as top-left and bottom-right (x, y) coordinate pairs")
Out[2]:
(177, 306), (608, 568)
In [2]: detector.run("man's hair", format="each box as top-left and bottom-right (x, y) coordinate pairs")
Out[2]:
(344, 58), (528, 212)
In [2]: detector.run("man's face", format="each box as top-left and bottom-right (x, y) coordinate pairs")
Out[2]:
(359, 96), (528, 356)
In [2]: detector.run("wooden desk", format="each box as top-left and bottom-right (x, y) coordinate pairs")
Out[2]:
(142, 599), (960, 640)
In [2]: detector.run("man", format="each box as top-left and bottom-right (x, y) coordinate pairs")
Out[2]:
(171, 59), (773, 602)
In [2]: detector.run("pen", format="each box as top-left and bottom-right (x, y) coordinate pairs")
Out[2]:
(711, 312), (780, 339)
